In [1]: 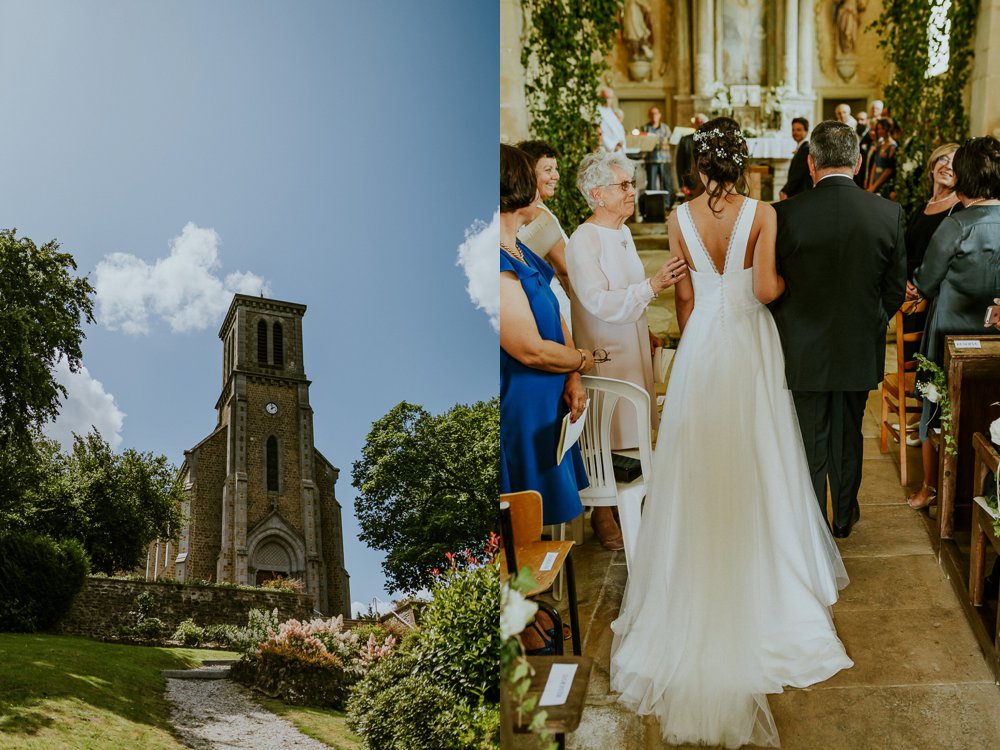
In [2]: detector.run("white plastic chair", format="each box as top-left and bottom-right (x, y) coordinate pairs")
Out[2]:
(578, 375), (654, 571)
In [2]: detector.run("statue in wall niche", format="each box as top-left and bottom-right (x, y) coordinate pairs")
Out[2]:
(835, 0), (863, 53)
(833, 0), (866, 80)
(622, 0), (654, 80)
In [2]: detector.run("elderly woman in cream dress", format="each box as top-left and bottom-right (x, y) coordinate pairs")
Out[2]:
(566, 150), (687, 548)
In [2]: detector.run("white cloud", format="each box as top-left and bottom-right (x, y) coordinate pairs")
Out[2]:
(44, 358), (126, 450)
(457, 210), (499, 332)
(95, 222), (270, 334)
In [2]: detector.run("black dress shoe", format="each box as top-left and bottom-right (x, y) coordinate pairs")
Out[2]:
(833, 505), (861, 538)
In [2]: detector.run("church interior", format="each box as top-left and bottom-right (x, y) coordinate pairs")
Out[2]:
(502, 1), (1000, 747)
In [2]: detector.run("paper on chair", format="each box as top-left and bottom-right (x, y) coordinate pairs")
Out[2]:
(556, 400), (589, 465)
(539, 551), (558, 571)
(539, 663), (578, 706)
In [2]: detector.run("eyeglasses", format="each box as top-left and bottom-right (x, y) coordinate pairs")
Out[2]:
(935, 155), (954, 165)
(601, 180), (637, 193)
(592, 348), (611, 363)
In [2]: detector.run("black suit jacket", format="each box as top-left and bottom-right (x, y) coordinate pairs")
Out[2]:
(781, 141), (812, 197)
(855, 131), (874, 188)
(771, 175), (907, 392)
(675, 133), (697, 191)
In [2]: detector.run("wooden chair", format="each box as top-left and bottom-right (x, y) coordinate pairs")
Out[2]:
(969, 433), (1000, 650)
(578, 376), (654, 571)
(499, 491), (581, 656)
(880, 298), (928, 486)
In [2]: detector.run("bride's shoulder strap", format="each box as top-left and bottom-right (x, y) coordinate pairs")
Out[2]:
(676, 203), (710, 272)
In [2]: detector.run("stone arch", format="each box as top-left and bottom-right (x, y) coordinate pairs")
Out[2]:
(246, 514), (306, 586)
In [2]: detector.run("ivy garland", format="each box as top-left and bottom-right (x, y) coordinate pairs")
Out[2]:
(520, 0), (624, 228)
(869, 0), (980, 217)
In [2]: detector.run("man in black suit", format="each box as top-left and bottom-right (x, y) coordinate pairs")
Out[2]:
(675, 112), (708, 199)
(779, 117), (812, 199)
(771, 120), (906, 537)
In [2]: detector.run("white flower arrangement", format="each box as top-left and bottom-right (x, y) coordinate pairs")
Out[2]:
(901, 159), (919, 176)
(500, 583), (537, 641)
(917, 380), (941, 403)
(990, 414), (1000, 447)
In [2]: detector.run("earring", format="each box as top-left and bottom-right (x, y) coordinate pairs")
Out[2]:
(598, 200), (605, 207)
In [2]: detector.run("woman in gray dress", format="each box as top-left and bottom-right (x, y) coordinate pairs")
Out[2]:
(906, 135), (1000, 509)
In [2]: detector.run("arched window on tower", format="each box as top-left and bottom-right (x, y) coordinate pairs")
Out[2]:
(273, 321), (284, 367)
(266, 435), (279, 491)
(257, 320), (268, 364)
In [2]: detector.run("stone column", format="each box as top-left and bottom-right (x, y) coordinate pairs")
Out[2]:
(784, 0), (798, 91)
(675, 0), (692, 97)
(798, 0), (814, 95)
(694, 0), (715, 94)
(969, 0), (1000, 137)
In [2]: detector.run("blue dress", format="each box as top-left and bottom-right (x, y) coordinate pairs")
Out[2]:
(500, 241), (588, 525)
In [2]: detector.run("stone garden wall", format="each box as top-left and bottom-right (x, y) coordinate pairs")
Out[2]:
(58, 577), (314, 640)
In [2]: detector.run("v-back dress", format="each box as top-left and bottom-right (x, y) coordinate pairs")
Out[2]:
(609, 199), (853, 748)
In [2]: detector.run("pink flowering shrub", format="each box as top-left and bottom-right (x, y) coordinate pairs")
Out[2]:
(232, 613), (397, 707)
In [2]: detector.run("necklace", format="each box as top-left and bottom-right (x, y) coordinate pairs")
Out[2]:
(966, 198), (986, 208)
(500, 240), (525, 263)
(927, 192), (956, 205)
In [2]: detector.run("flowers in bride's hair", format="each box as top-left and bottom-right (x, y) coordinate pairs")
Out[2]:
(500, 583), (537, 640)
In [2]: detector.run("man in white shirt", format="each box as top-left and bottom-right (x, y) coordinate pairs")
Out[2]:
(598, 87), (626, 152)
(834, 103), (857, 129)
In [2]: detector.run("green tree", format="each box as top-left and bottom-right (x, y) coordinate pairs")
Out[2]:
(0, 430), (183, 575)
(0, 229), (95, 451)
(352, 399), (499, 593)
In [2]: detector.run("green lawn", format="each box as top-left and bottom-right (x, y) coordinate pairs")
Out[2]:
(0, 633), (237, 749)
(257, 698), (362, 750)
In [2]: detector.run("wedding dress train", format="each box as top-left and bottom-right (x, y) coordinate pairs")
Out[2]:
(610, 198), (853, 748)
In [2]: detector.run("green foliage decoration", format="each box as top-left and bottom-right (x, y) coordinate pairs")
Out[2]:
(0, 530), (89, 632)
(520, 0), (625, 227)
(869, 0), (980, 216)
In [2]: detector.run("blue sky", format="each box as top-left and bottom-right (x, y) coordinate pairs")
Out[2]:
(0, 0), (499, 612)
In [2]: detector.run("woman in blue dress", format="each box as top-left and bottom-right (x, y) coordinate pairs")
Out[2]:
(499, 144), (591, 525)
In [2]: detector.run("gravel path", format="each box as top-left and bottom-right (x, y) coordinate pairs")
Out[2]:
(165, 676), (330, 749)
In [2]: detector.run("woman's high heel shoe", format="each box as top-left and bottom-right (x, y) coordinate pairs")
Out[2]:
(907, 483), (938, 510)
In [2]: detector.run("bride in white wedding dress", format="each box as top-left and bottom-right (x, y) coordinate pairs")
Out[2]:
(610, 118), (853, 748)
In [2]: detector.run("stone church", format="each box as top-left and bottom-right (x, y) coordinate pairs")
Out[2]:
(147, 294), (350, 617)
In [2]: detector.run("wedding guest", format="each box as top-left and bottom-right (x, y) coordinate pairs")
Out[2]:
(779, 117), (812, 199)
(907, 135), (1000, 509)
(516, 139), (574, 329)
(643, 106), (673, 195)
(866, 117), (897, 198)
(500, 144), (591, 527)
(891, 144), (962, 451)
(856, 110), (869, 137)
(566, 150), (687, 548)
(855, 101), (883, 188)
(598, 87), (626, 153)
(834, 103), (857, 129)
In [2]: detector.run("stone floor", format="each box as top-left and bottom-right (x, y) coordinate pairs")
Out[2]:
(535, 377), (1000, 748)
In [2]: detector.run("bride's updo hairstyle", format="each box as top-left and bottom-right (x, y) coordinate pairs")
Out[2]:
(693, 116), (749, 214)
